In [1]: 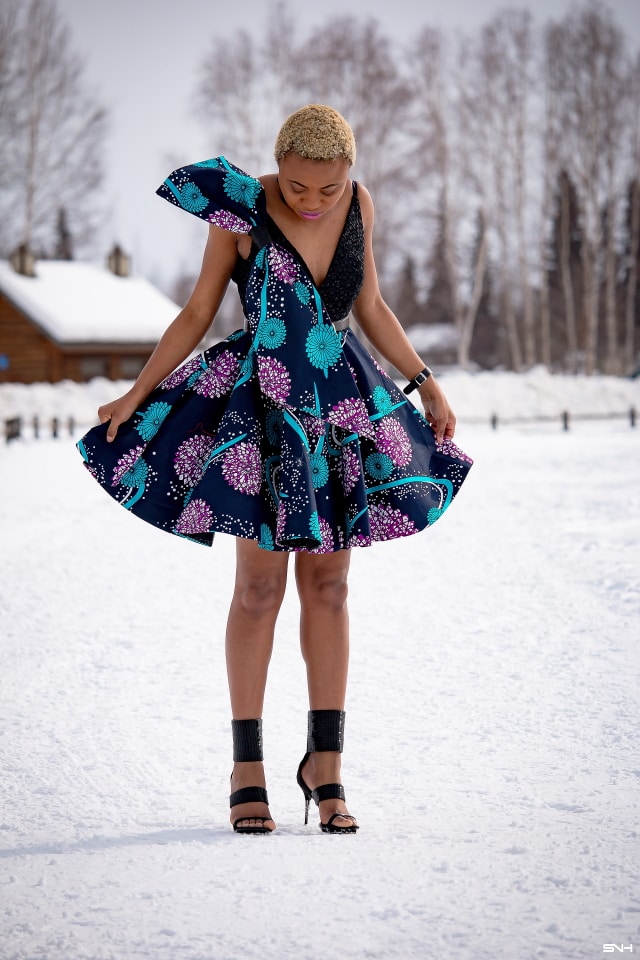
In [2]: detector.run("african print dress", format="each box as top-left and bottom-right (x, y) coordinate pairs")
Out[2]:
(77, 157), (472, 552)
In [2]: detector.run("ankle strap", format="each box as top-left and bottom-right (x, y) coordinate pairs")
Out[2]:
(232, 718), (264, 762)
(307, 710), (345, 754)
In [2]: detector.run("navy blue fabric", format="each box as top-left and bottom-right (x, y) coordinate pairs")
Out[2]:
(77, 157), (472, 551)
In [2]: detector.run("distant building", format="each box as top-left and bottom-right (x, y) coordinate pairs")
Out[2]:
(0, 245), (178, 383)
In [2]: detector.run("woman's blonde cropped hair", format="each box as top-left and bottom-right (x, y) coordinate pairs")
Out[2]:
(274, 104), (356, 166)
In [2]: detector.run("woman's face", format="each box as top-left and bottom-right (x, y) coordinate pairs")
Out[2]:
(277, 154), (350, 222)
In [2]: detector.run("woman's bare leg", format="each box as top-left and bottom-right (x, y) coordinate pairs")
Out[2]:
(226, 538), (289, 831)
(295, 549), (356, 829)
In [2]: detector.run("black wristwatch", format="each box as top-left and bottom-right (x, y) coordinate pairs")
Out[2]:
(402, 366), (432, 395)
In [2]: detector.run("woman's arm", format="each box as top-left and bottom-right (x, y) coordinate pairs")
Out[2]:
(99, 224), (239, 441)
(351, 185), (456, 444)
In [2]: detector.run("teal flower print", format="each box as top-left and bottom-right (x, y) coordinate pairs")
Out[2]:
(305, 324), (342, 376)
(309, 452), (329, 489)
(309, 511), (321, 541)
(178, 182), (208, 213)
(295, 281), (310, 305)
(259, 524), (275, 551)
(121, 458), (148, 488)
(372, 386), (394, 415)
(365, 451), (394, 481)
(256, 316), (286, 350)
(223, 171), (261, 209)
(255, 248), (266, 269)
(136, 402), (172, 441)
(266, 409), (283, 446)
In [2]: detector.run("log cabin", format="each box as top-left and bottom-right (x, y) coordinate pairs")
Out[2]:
(0, 246), (178, 383)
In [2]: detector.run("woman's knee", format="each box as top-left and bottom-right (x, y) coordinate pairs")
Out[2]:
(232, 540), (288, 619)
(296, 555), (350, 612)
(233, 573), (287, 618)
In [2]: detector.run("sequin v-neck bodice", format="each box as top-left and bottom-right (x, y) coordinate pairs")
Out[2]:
(232, 184), (365, 323)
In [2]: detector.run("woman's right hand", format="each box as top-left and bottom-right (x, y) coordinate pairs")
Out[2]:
(98, 390), (141, 442)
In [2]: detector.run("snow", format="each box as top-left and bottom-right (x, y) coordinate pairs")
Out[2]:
(1, 373), (639, 960)
(0, 261), (178, 344)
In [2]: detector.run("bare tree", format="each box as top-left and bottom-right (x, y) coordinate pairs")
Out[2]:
(195, 2), (299, 174)
(623, 52), (640, 374)
(292, 16), (412, 280)
(548, 3), (628, 373)
(0, 0), (108, 258)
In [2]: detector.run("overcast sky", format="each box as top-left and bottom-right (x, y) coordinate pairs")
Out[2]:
(54, 0), (640, 296)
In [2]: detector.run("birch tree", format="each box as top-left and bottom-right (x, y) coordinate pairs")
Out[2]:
(0, 0), (108, 257)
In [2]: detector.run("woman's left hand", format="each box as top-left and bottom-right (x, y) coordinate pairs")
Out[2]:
(418, 381), (456, 445)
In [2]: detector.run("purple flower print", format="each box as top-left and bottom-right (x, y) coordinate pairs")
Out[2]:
(112, 446), (145, 486)
(173, 434), (215, 486)
(268, 245), (298, 284)
(160, 357), (202, 390)
(194, 350), (239, 398)
(327, 398), (375, 439)
(257, 356), (291, 406)
(207, 210), (251, 233)
(375, 417), (412, 467)
(175, 498), (213, 535)
(308, 516), (335, 554)
(437, 438), (474, 465)
(369, 503), (417, 541)
(222, 441), (262, 495)
(339, 446), (361, 494)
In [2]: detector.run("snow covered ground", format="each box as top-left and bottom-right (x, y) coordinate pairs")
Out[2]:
(1, 373), (639, 960)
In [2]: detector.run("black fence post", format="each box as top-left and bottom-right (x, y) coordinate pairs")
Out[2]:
(51, 417), (59, 438)
(68, 416), (75, 436)
(562, 411), (570, 431)
(33, 415), (39, 439)
(491, 414), (498, 430)
(631, 407), (637, 428)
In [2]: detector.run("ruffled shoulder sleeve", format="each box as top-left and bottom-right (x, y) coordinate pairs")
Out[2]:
(156, 156), (267, 237)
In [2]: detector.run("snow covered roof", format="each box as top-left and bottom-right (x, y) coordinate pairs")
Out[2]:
(0, 260), (179, 344)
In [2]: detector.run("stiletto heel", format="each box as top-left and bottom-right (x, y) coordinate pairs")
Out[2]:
(296, 752), (312, 824)
(297, 710), (359, 834)
(230, 719), (275, 835)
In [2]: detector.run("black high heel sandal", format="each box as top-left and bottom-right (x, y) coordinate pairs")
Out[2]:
(230, 718), (274, 835)
(296, 710), (359, 834)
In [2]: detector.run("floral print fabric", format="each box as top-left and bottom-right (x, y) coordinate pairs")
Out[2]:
(77, 157), (472, 550)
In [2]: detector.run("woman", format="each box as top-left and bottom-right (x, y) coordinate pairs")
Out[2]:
(78, 105), (471, 835)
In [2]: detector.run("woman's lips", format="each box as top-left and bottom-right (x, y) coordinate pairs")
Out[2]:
(299, 211), (322, 220)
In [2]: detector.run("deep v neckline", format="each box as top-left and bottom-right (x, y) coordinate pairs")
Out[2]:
(265, 188), (357, 290)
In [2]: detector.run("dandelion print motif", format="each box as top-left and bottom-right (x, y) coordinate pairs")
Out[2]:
(365, 451), (394, 481)
(175, 498), (213, 535)
(179, 182), (208, 213)
(222, 441), (262, 495)
(194, 351), (239, 398)
(328, 397), (375, 439)
(305, 324), (342, 376)
(339, 446), (361, 494)
(173, 435), (216, 487)
(369, 503), (417, 541)
(160, 357), (202, 390)
(375, 417), (412, 467)
(256, 317), (286, 350)
(309, 452), (329, 489)
(136, 402), (172, 442)
(372, 385), (395, 415)
(257, 356), (291, 405)
(222, 171), (261, 210)
(208, 210), (251, 233)
(112, 446), (145, 486)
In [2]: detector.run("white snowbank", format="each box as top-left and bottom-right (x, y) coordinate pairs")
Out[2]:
(1, 365), (638, 430)
(0, 424), (638, 960)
